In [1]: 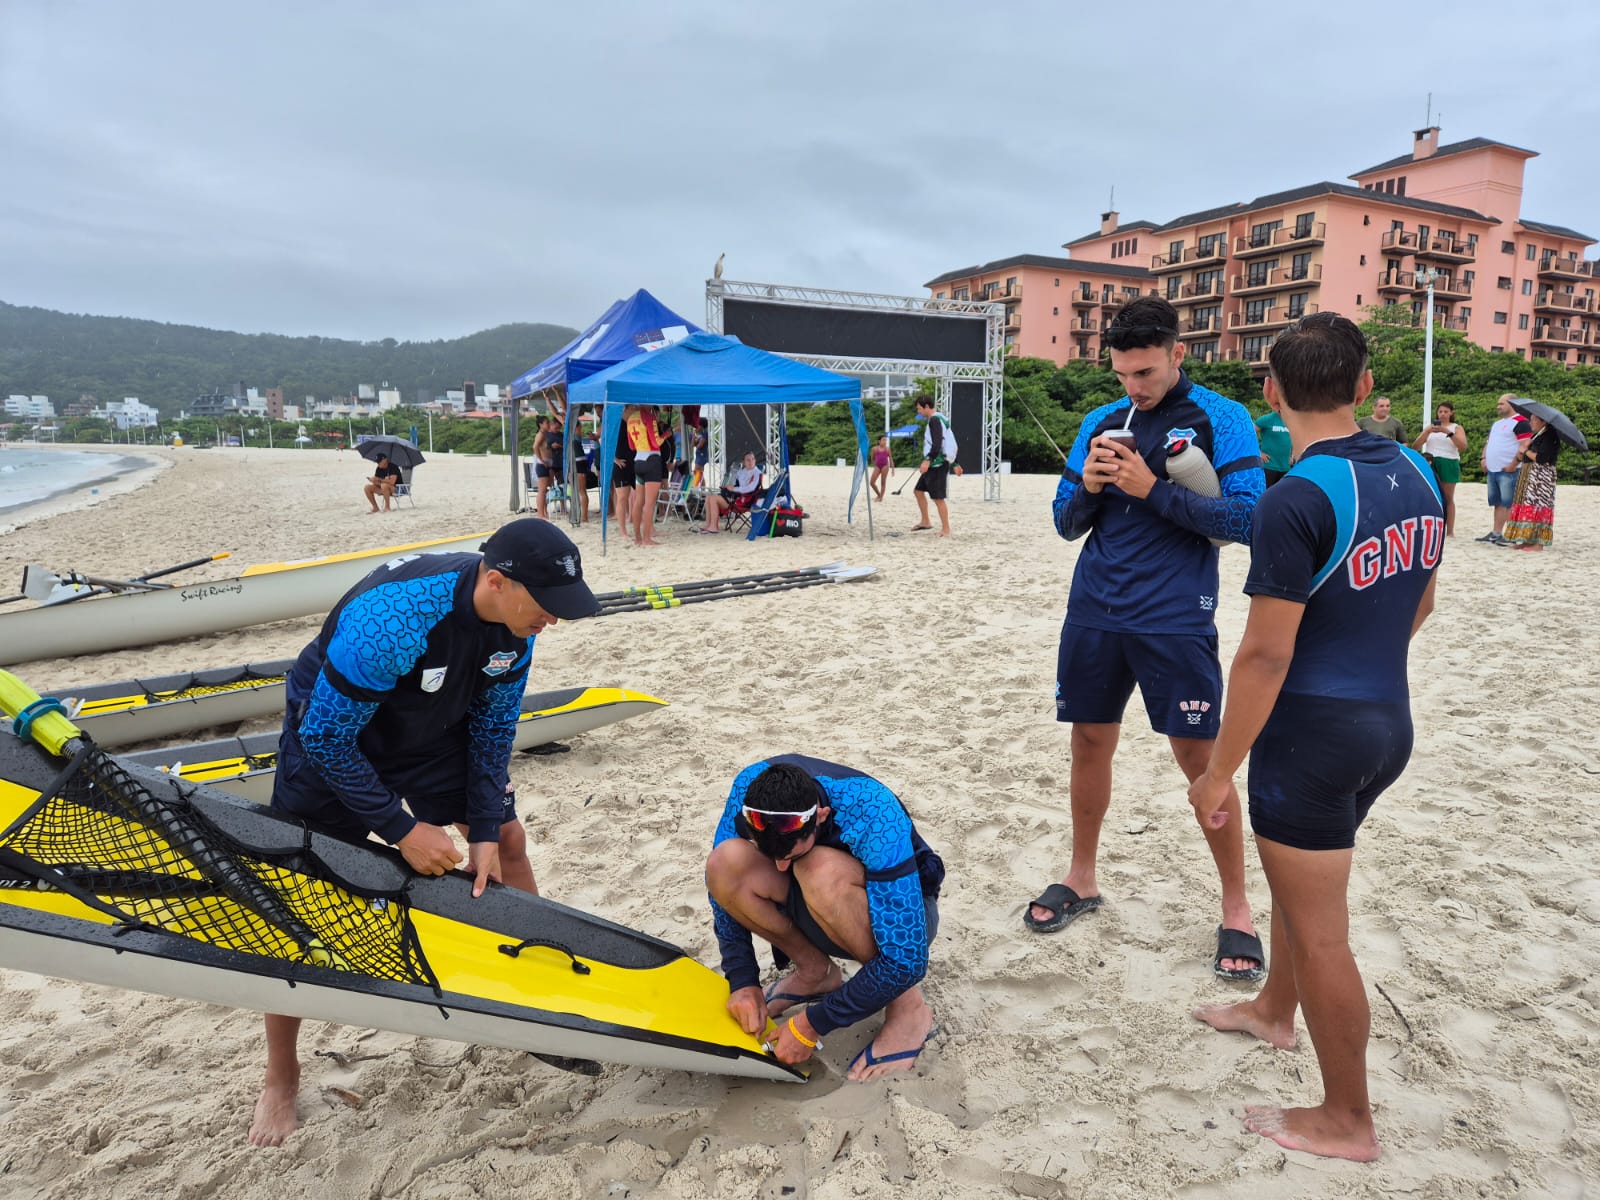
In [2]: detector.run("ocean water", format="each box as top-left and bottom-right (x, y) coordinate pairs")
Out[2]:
(0, 446), (145, 513)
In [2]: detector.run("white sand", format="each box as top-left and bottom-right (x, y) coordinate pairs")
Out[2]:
(0, 446), (1594, 1198)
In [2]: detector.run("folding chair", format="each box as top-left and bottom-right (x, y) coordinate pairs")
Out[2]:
(393, 466), (416, 507)
(720, 477), (766, 534)
(740, 470), (792, 539)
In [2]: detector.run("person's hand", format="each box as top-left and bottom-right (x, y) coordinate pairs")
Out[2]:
(953, 464), (964, 477)
(1260, 452), (1270, 463)
(397, 823), (463, 876)
(467, 841), (502, 898)
(1096, 436), (1158, 499)
(770, 1011), (819, 1064)
(1080, 442), (1119, 494)
(919, 458), (930, 475)
(726, 985), (767, 1036)
(1188, 771), (1233, 831)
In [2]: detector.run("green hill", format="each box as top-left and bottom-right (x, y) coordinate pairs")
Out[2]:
(0, 300), (579, 416)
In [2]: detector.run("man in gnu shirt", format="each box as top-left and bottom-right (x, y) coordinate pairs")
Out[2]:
(1189, 313), (1441, 1162)
(1027, 296), (1267, 984)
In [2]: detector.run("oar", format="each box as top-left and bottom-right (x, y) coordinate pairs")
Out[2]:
(589, 561), (846, 603)
(14, 552), (233, 606)
(138, 552), (232, 582)
(597, 568), (874, 615)
(592, 565), (856, 610)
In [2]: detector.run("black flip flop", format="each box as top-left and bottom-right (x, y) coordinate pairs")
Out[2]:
(1213, 925), (1267, 982)
(1023, 883), (1103, 933)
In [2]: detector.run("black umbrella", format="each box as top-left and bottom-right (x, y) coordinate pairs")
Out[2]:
(1510, 399), (1589, 452)
(358, 437), (426, 469)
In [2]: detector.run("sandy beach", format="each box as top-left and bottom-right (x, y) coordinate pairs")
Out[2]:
(0, 445), (1594, 1199)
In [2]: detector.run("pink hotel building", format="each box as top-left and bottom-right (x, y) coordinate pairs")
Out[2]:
(925, 127), (1599, 371)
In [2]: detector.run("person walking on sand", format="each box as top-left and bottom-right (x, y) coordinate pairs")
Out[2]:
(1189, 313), (1441, 1162)
(911, 397), (961, 535)
(1025, 295), (1268, 984)
(705, 756), (944, 1082)
(247, 518), (600, 1147)
(869, 435), (894, 501)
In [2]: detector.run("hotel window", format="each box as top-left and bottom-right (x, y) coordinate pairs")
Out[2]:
(1495, 312), (1508, 324)
(1498, 277), (1512, 289)
(1052, 307), (1059, 316)
(1054, 278), (1060, 286)
(1355, 295), (1362, 306)
(1248, 221), (1280, 248)
(1293, 212), (1315, 238)
(1198, 233), (1223, 256)
(1131, 238), (1138, 253)
(1166, 277), (1182, 299)
(1051, 336), (1057, 344)
(1191, 340), (1218, 361)
(1461, 306), (1471, 320)
(1466, 234), (1477, 252)
(1246, 260), (1275, 287)
(1005, 276), (1018, 293)
(1360, 255), (1367, 266)
(1168, 239), (1184, 264)
(1519, 314), (1530, 329)
(1194, 305), (1220, 330)
(1291, 252), (1312, 281)
(1243, 335), (1272, 362)
(1526, 244), (1536, 260)
(1396, 177), (1406, 197)
(1287, 293), (1310, 319)
(1417, 225), (1430, 247)
(1522, 280), (1533, 295)
(1502, 240), (1515, 254)
(936, 292), (945, 299)
(1245, 298), (1272, 324)
(1196, 269), (1223, 293)
(1391, 219), (1404, 232)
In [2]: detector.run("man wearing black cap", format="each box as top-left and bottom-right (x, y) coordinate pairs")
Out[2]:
(249, 517), (598, 1147)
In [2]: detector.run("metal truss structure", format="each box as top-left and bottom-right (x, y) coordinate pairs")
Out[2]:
(705, 279), (1005, 500)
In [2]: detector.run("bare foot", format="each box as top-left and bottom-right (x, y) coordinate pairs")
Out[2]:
(848, 996), (935, 1083)
(248, 1080), (299, 1146)
(765, 962), (844, 1018)
(1243, 1104), (1380, 1162)
(1192, 999), (1296, 1049)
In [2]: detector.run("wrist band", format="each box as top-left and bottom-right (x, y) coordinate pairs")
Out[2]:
(787, 1017), (817, 1048)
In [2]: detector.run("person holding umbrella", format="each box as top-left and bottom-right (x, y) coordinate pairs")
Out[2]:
(363, 453), (402, 513)
(359, 437), (426, 513)
(1501, 401), (1586, 551)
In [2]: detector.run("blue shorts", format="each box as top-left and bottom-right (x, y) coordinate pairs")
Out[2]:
(1248, 694), (1412, 852)
(1486, 470), (1517, 508)
(783, 879), (939, 961)
(1055, 623), (1222, 738)
(271, 734), (515, 843)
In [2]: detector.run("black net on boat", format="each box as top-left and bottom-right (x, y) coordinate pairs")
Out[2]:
(0, 740), (437, 991)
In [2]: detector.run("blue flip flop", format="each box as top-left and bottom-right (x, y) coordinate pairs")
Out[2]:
(848, 1024), (940, 1076)
(763, 978), (831, 1013)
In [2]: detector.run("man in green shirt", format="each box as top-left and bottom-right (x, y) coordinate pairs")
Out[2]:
(1356, 396), (1407, 442)
(1254, 410), (1292, 486)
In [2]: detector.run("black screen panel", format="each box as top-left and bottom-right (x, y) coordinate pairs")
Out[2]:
(722, 299), (987, 363)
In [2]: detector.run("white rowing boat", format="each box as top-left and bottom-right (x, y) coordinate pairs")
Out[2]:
(0, 534), (491, 666)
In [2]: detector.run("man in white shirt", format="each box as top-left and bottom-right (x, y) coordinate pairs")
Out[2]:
(912, 397), (963, 536)
(700, 452), (763, 533)
(1476, 394), (1531, 544)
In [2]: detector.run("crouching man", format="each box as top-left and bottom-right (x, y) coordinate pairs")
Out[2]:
(705, 756), (943, 1081)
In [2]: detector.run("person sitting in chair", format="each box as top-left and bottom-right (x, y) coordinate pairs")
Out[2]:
(700, 452), (762, 534)
(364, 455), (402, 513)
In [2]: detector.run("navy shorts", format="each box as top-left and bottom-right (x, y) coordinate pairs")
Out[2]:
(1248, 694), (1413, 852)
(271, 735), (514, 843)
(611, 461), (636, 489)
(1056, 623), (1222, 738)
(783, 878), (938, 961)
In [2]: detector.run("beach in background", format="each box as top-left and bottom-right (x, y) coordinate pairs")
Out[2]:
(0, 443), (168, 534)
(0, 447), (1594, 1199)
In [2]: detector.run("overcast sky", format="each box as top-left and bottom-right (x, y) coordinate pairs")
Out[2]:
(4, 0), (1598, 344)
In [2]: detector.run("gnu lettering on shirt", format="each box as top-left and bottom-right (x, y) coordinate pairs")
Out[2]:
(1347, 516), (1445, 590)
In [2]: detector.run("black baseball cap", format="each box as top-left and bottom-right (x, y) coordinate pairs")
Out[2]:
(479, 519), (600, 620)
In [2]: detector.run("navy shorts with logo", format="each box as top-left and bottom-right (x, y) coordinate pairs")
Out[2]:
(271, 731), (515, 844)
(1055, 622), (1222, 738)
(1248, 694), (1412, 852)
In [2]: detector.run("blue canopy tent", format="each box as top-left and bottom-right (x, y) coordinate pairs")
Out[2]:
(569, 332), (869, 551)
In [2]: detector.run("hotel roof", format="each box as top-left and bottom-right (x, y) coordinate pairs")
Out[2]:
(1517, 217), (1596, 243)
(1350, 136), (1537, 178)
(924, 254), (1153, 289)
(1145, 180), (1497, 234)
(1063, 219), (1156, 247)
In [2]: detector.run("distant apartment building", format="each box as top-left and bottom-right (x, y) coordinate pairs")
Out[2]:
(190, 385), (265, 418)
(926, 127), (1598, 370)
(4, 394), (54, 420)
(93, 397), (160, 429)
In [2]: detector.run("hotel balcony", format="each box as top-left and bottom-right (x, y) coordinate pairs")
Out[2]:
(1416, 235), (1475, 263)
(1538, 254), (1595, 281)
(1272, 222), (1326, 249)
(1377, 269), (1416, 294)
(1004, 309), (1021, 331)
(979, 283), (1023, 302)
(1230, 303), (1318, 333)
(1534, 290), (1596, 314)
(1427, 276), (1472, 301)
(1531, 324), (1588, 346)
(1179, 318), (1223, 339)
(1431, 314), (1469, 332)
(1176, 278), (1227, 304)
(1150, 249), (1185, 273)
(1070, 317), (1099, 333)
(1232, 264), (1322, 296)
(1186, 348), (1225, 363)
(1067, 344), (1102, 361)
(1150, 242), (1227, 274)
(1232, 232), (1282, 260)
(1070, 286), (1098, 307)
(1379, 229), (1420, 256)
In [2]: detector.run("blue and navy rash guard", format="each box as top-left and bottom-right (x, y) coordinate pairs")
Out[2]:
(1053, 373), (1264, 634)
(284, 552), (532, 845)
(1245, 433), (1443, 702)
(710, 755), (935, 1038)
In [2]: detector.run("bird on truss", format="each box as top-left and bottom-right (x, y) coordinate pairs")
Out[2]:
(713, 253), (725, 280)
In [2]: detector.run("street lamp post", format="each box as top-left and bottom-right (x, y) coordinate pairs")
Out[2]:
(1416, 265), (1438, 429)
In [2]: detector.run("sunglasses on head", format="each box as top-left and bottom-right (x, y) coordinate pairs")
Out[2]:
(739, 804), (817, 837)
